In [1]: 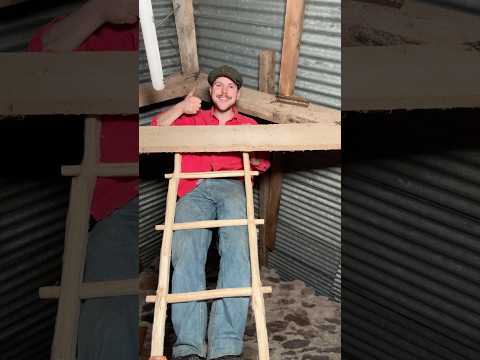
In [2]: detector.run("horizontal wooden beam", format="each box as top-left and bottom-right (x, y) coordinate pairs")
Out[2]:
(146, 286), (272, 303)
(139, 73), (340, 125)
(343, 45), (480, 110)
(139, 124), (340, 153)
(139, 72), (209, 107)
(155, 219), (265, 231)
(164, 170), (259, 179)
(2, 53), (137, 115)
(39, 279), (144, 299)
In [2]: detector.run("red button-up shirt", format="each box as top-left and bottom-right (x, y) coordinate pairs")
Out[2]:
(29, 19), (139, 220)
(151, 108), (270, 198)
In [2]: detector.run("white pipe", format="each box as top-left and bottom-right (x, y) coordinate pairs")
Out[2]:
(139, 0), (165, 90)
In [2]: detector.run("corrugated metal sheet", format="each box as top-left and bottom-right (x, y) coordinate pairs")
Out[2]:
(343, 149), (480, 360)
(269, 167), (341, 300)
(139, 179), (167, 268)
(0, 0), (82, 51)
(139, 0), (182, 84)
(193, 0), (340, 109)
(0, 178), (70, 360)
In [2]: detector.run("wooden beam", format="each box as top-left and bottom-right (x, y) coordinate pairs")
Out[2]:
(2, 53), (137, 115)
(279, 0), (305, 96)
(263, 154), (283, 251)
(342, 45), (480, 110)
(258, 50), (276, 265)
(139, 72), (209, 107)
(259, 50), (276, 94)
(139, 73), (340, 125)
(146, 286), (272, 304)
(155, 219), (264, 231)
(62, 163), (138, 177)
(172, 0), (199, 74)
(139, 124), (341, 153)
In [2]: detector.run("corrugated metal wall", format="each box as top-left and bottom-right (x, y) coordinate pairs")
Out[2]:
(0, 0), (81, 51)
(343, 148), (480, 359)
(269, 166), (341, 300)
(193, 0), (341, 109)
(0, 178), (70, 360)
(139, 0), (182, 84)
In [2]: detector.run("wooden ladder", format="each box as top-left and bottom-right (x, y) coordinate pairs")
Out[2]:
(37, 117), (139, 360)
(147, 152), (271, 360)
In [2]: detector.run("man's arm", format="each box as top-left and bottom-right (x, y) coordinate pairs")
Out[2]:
(40, 0), (137, 51)
(153, 87), (202, 126)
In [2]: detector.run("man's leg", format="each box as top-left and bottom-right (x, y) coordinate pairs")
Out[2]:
(78, 197), (138, 360)
(207, 180), (251, 359)
(172, 183), (215, 358)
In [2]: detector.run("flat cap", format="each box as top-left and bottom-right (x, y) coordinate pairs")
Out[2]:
(208, 65), (243, 89)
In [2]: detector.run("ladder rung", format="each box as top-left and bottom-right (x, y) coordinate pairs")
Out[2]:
(155, 218), (264, 231)
(146, 286), (272, 303)
(62, 163), (139, 177)
(165, 170), (259, 179)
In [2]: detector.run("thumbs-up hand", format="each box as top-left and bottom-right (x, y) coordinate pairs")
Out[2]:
(180, 86), (202, 115)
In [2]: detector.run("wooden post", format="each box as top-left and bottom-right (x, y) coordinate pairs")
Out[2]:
(279, 0), (305, 96)
(264, 154), (283, 251)
(243, 153), (270, 360)
(51, 117), (100, 360)
(259, 49), (275, 94)
(172, 0), (199, 74)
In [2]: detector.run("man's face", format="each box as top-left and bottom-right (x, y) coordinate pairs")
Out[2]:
(209, 76), (240, 112)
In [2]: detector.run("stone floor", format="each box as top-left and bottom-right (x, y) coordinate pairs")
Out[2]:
(141, 266), (341, 359)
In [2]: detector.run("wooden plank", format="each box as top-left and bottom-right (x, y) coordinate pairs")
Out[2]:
(1, 53), (137, 115)
(62, 163), (138, 177)
(51, 117), (100, 360)
(140, 124), (341, 153)
(342, 45), (480, 110)
(259, 50), (276, 94)
(264, 153), (284, 251)
(146, 286), (273, 303)
(39, 279), (142, 299)
(155, 219), (264, 231)
(242, 153), (270, 360)
(139, 73), (208, 107)
(172, 0), (199, 74)
(165, 170), (259, 179)
(279, 0), (305, 96)
(139, 73), (340, 125)
(151, 154), (181, 357)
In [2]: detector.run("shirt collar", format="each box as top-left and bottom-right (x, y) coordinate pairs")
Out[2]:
(209, 106), (239, 124)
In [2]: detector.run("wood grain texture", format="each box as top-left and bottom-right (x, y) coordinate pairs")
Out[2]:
(146, 286), (272, 303)
(51, 117), (100, 360)
(155, 218), (264, 231)
(279, 0), (305, 96)
(140, 124), (341, 153)
(172, 0), (199, 74)
(2, 53), (137, 115)
(259, 50), (276, 94)
(343, 45), (480, 110)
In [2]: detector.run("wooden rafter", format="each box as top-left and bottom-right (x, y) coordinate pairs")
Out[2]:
(139, 72), (340, 125)
(139, 124), (341, 153)
(1, 53), (137, 115)
(172, 0), (199, 74)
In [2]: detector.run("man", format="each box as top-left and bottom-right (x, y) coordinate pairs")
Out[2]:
(28, 1), (139, 360)
(152, 65), (270, 360)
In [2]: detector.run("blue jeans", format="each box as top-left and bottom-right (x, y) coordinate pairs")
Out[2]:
(77, 197), (138, 360)
(171, 179), (251, 359)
